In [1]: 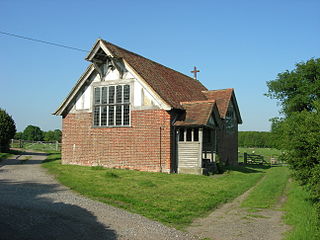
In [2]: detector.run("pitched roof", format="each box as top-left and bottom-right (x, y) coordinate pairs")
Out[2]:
(203, 88), (242, 123)
(54, 39), (242, 125)
(174, 100), (218, 127)
(101, 40), (208, 109)
(202, 88), (233, 118)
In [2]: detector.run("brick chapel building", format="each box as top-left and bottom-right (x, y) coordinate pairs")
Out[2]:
(54, 39), (242, 174)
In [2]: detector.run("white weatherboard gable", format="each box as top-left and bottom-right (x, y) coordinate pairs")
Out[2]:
(72, 61), (167, 112)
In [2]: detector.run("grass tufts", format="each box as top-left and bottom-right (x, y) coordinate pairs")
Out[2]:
(91, 166), (104, 170)
(283, 180), (320, 240)
(105, 172), (120, 178)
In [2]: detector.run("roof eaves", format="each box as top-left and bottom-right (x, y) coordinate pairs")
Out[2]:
(53, 64), (95, 116)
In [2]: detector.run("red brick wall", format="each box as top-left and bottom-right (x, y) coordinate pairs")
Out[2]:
(61, 109), (172, 172)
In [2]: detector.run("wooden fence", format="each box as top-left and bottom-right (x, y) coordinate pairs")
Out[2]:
(11, 139), (61, 151)
(243, 152), (269, 165)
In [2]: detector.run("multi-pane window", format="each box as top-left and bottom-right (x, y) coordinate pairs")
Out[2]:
(93, 85), (130, 127)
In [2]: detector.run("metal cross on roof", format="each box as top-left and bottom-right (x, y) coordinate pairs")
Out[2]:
(191, 66), (200, 80)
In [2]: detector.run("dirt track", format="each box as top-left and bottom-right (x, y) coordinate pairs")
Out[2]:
(187, 176), (290, 240)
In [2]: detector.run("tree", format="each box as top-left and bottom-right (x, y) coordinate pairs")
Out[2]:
(266, 58), (320, 116)
(266, 58), (320, 201)
(0, 108), (16, 152)
(44, 129), (62, 142)
(14, 132), (23, 140)
(22, 125), (43, 141)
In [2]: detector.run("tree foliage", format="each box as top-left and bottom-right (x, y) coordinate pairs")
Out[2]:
(22, 125), (43, 141)
(266, 58), (320, 116)
(17, 126), (61, 142)
(238, 131), (274, 148)
(266, 58), (320, 202)
(0, 108), (16, 152)
(43, 129), (62, 142)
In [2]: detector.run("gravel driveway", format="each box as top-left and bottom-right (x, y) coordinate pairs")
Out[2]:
(0, 151), (197, 240)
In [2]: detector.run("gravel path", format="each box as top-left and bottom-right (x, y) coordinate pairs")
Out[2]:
(187, 176), (290, 240)
(0, 151), (197, 240)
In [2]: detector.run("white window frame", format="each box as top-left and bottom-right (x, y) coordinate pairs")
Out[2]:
(93, 84), (131, 127)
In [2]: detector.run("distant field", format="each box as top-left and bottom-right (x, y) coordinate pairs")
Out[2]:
(238, 147), (284, 163)
(11, 140), (60, 152)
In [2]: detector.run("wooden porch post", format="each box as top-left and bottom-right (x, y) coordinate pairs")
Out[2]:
(199, 127), (203, 168)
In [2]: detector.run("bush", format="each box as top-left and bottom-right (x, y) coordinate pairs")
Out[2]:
(22, 125), (43, 141)
(0, 108), (16, 152)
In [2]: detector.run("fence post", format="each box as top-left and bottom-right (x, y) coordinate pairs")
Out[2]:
(19, 139), (23, 148)
(244, 152), (247, 164)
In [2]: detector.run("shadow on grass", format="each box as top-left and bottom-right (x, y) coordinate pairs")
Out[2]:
(42, 152), (61, 163)
(226, 164), (271, 174)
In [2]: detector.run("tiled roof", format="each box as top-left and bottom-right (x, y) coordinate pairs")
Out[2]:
(174, 101), (215, 127)
(102, 40), (208, 109)
(202, 89), (233, 118)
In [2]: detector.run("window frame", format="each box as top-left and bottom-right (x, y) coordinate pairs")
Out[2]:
(92, 84), (131, 128)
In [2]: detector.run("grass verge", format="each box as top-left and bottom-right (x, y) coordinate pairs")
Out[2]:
(43, 153), (267, 229)
(0, 152), (12, 160)
(283, 180), (320, 240)
(241, 166), (290, 209)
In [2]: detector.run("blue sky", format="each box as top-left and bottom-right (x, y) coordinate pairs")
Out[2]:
(0, 0), (319, 132)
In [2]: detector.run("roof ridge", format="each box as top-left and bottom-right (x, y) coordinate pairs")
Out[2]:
(202, 88), (233, 93)
(101, 39), (201, 84)
(181, 100), (215, 105)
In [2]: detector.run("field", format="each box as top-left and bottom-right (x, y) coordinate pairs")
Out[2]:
(238, 147), (283, 163)
(10, 140), (60, 152)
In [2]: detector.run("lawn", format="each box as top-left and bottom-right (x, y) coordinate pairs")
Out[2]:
(43, 153), (267, 229)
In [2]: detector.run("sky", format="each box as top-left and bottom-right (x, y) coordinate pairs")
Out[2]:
(0, 0), (319, 132)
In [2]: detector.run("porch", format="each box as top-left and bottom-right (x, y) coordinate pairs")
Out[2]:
(176, 127), (218, 175)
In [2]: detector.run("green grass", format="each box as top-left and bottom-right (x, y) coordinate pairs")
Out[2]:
(0, 152), (12, 160)
(283, 181), (320, 240)
(241, 166), (290, 209)
(43, 153), (267, 229)
(238, 147), (284, 163)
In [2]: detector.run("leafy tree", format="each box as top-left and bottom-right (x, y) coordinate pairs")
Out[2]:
(266, 58), (320, 116)
(44, 129), (62, 142)
(14, 132), (23, 140)
(238, 131), (274, 148)
(266, 58), (320, 201)
(0, 108), (16, 152)
(22, 125), (43, 141)
(272, 104), (320, 195)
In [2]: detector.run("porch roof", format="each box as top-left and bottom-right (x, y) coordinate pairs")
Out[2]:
(174, 100), (220, 127)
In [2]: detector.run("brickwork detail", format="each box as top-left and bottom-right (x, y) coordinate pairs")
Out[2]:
(62, 109), (172, 172)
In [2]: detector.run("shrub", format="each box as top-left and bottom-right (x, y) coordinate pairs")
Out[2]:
(0, 108), (16, 152)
